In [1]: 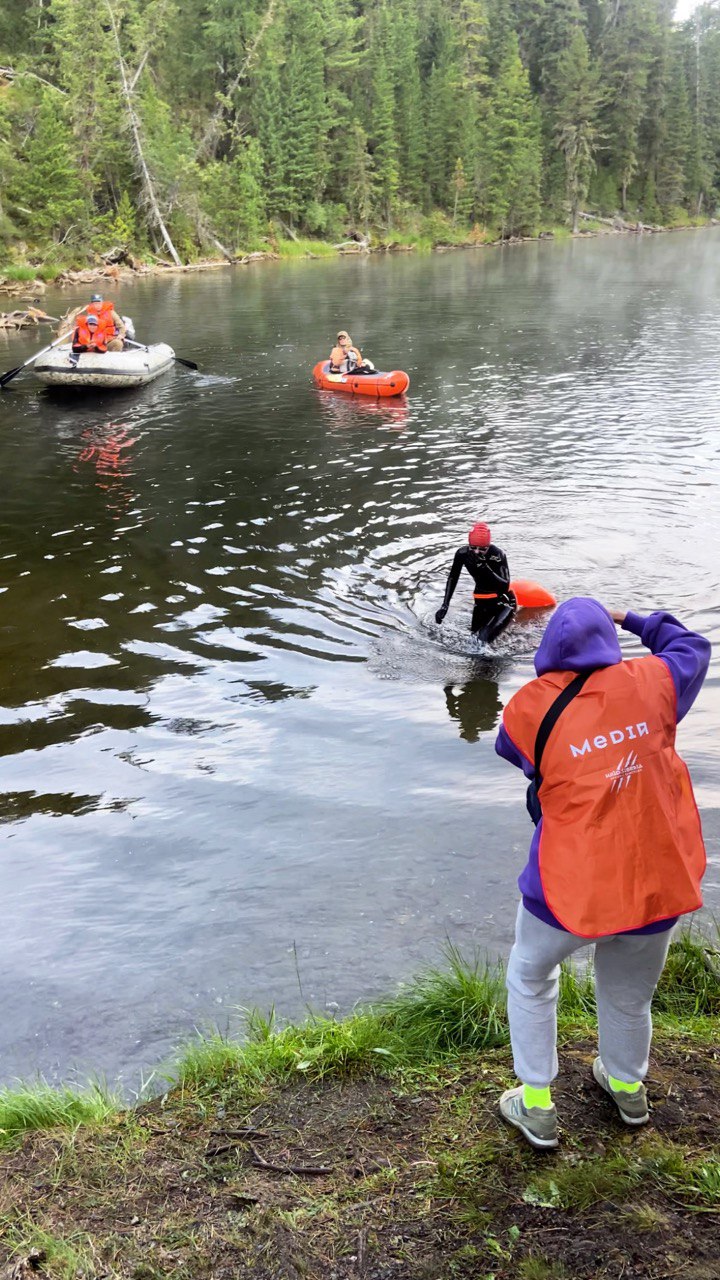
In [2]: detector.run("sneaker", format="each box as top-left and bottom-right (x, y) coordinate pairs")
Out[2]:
(592, 1057), (649, 1126)
(499, 1086), (558, 1150)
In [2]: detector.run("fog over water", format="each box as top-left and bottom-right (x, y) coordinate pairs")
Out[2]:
(1, 229), (719, 1089)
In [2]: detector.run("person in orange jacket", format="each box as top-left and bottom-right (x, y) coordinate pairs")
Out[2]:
(61, 294), (126, 352)
(495, 597), (710, 1149)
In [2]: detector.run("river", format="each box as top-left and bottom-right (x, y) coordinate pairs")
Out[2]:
(1, 230), (719, 1090)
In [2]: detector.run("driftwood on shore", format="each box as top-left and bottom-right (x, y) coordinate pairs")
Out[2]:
(577, 210), (663, 233)
(0, 306), (55, 331)
(333, 236), (371, 253)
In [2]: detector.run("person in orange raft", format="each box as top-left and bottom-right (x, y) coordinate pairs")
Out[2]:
(329, 330), (376, 374)
(494, 598), (710, 1150)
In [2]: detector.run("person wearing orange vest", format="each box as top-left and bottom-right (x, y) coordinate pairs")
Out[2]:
(61, 294), (126, 351)
(71, 311), (116, 354)
(494, 598), (710, 1148)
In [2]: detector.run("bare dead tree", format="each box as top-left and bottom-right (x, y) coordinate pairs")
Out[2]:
(104, 0), (182, 267)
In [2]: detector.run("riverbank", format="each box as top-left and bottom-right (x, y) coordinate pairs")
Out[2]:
(2, 212), (716, 299)
(1, 935), (718, 1279)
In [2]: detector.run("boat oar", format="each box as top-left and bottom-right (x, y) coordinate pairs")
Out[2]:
(125, 338), (198, 371)
(0, 329), (70, 390)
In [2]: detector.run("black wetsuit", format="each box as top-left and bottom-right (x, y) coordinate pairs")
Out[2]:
(436, 544), (516, 642)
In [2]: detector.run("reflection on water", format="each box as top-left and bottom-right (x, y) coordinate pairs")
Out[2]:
(444, 674), (503, 743)
(75, 423), (139, 519)
(1, 231), (720, 1087)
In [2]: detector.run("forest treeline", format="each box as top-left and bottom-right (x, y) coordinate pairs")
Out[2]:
(1, 0), (719, 266)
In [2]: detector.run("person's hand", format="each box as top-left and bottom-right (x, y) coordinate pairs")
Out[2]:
(435, 606), (448, 624)
(608, 608), (627, 625)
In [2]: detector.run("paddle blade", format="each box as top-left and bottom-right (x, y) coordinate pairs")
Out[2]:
(510, 579), (557, 609)
(174, 356), (198, 370)
(0, 366), (23, 390)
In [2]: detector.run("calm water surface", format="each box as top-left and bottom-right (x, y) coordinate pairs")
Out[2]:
(1, 232), (720, 1088)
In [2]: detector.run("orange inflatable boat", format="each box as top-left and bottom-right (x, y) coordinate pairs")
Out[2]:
(313, 361), (409, 397)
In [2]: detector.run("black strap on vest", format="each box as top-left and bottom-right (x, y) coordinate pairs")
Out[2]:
(526, 670), (592, 825)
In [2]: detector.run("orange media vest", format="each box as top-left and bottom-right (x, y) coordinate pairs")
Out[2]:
(502, 656), (705, 937)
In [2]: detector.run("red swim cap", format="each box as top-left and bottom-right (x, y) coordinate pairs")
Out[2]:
(468, 522), (491, 547)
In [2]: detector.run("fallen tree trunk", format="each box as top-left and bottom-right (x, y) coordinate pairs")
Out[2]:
(333, 237), (371, 253)
(577, 211), (662, 233)
(0, 307), (55, 331)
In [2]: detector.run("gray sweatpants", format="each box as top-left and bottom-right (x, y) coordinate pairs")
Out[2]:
(506, 903), (674, 1087)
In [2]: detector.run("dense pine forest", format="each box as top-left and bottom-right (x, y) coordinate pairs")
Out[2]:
(1, 0), (719, 267)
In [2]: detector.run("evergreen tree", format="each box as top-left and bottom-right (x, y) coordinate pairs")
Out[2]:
(203, 138), (267, 248)
(279, 0), (329, 226)
(14, 94), (85, 241)
(253, 55), (288, 219)
(482, 32), (542, 235)
(599, 0), (655, 210)
(656, 40), (691, 214)
(553, 27), (602, 230)
(369, 36), (399, 221)
(1, 0), (719, 257)
(392, 4), (426, 206)
(343, 120), (374, 227)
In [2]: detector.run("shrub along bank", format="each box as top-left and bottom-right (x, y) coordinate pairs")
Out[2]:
(0, 934), (719, 1279)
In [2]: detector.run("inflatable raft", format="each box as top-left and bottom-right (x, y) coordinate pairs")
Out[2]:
(313, 361), (409, 397)
(34, 343), (175, 389)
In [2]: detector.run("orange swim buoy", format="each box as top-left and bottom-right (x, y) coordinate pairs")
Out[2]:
(510, 579), (557, 609)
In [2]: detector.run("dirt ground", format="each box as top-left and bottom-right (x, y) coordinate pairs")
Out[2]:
(1, 1036), (719, 1280)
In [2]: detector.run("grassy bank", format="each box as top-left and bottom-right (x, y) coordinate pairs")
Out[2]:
(1, 934), (719, 1278)
(2, 212), (717, 295)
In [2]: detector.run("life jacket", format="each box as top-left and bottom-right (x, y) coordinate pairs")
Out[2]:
(86, 300), (115, 323)
(502, 656), (705, 937)
(74, 313), (114, 351)
(86, 301), (117, 339)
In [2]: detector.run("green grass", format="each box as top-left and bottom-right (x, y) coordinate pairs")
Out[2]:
(523, 1150), (641, 1210)
(379, 944), (508, 1056)
(275, 237), (338, 259)
(0, 1081), (118, 1145)
(2, 1221), (96, 1279)
(0, 932), (718, 1145)
(518, 1259), (571, 1280)
(0, 264), (38, 281)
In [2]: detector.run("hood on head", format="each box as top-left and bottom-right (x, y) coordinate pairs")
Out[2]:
(534, 597), (622, 676)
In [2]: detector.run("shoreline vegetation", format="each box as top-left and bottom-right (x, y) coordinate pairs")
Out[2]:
(3, 0), (720, 312)
(1, 212), (718, 307)
(1, 932), (719, 1278)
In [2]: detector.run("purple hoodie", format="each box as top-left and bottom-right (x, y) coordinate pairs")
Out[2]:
(495, 598), (711, 934)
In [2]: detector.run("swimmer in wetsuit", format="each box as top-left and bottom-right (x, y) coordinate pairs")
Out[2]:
(435, 522), (516, 643)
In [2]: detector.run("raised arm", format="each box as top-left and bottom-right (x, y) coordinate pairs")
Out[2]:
(615, 609), (711, 722)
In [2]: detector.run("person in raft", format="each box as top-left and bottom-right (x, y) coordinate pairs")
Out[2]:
(70, 310), (120, 357)
(495, 598), (710, 1149)
(63, 295), (126, 353)
(435, 522), (516, 643)
(329, 330), (376, 374)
